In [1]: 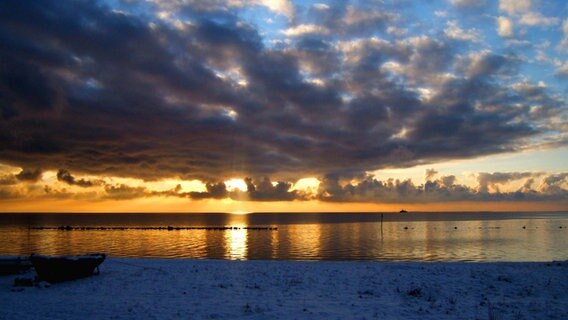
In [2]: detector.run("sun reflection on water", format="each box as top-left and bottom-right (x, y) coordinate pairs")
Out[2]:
(225, 225), (248, 260)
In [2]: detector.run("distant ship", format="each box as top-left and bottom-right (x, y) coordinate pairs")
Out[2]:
(399, 209), (408, 213)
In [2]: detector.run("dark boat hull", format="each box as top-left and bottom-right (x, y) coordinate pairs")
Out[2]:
(30, 253), (106, 283)
(0, 257), (32, 275)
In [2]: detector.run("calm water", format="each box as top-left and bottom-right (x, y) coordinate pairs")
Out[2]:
(1, 212), (567, 262)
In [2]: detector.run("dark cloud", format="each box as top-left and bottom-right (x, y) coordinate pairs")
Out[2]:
(0, 0), (565, 185)
(15, 168), (42, 181)
(540, 173), (568, 195)
(457, 52), (520, 79)
(235, 177), (306, 201)
(57, 169), (99, 188)
(407, 37), (454, 81)
(291, 37), (339, 77)
(449, 0), (486, 8)
(0, 168), (42, 186)
(189, 182), (229, 200)
(425, 169), (439, 181)
(301, 3), (396, 38)
(104, 184), (147, 200)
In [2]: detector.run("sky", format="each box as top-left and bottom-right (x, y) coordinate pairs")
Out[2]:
(0, 0), (567, 212)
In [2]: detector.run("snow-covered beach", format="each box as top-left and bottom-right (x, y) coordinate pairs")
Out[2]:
(2, 258), (568, 319)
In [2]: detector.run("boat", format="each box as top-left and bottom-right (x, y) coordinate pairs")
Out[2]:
(0, 256), (32, 275)
(29, 253), (106, 283)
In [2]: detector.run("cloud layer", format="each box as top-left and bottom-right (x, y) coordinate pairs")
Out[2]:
(0, 0), (566, 190)
(1, 168), (566, 205)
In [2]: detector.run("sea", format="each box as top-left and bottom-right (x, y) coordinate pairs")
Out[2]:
(1, 212), (567, 262)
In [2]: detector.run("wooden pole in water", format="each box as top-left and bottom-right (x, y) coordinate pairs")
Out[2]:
(27, 215), (32, 255)
(380, 213), (384, 237)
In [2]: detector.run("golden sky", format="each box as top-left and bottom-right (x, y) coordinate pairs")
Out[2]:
(1, 160), (566, 212)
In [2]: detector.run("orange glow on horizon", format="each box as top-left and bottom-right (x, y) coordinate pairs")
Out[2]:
(0, 196), (566, 213)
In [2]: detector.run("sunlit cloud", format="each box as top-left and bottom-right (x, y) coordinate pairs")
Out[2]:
(497, 16), (514, 37)
(282, 24), (329, 37)
(444, 21), (481, 42)
(519, 12), (559, 27)
(499, 0), (532, 15)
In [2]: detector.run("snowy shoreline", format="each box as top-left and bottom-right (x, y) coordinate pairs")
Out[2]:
(2, 258), (568, 319)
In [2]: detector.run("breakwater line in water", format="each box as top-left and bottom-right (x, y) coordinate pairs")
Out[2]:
(31, 225), (278, 231)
